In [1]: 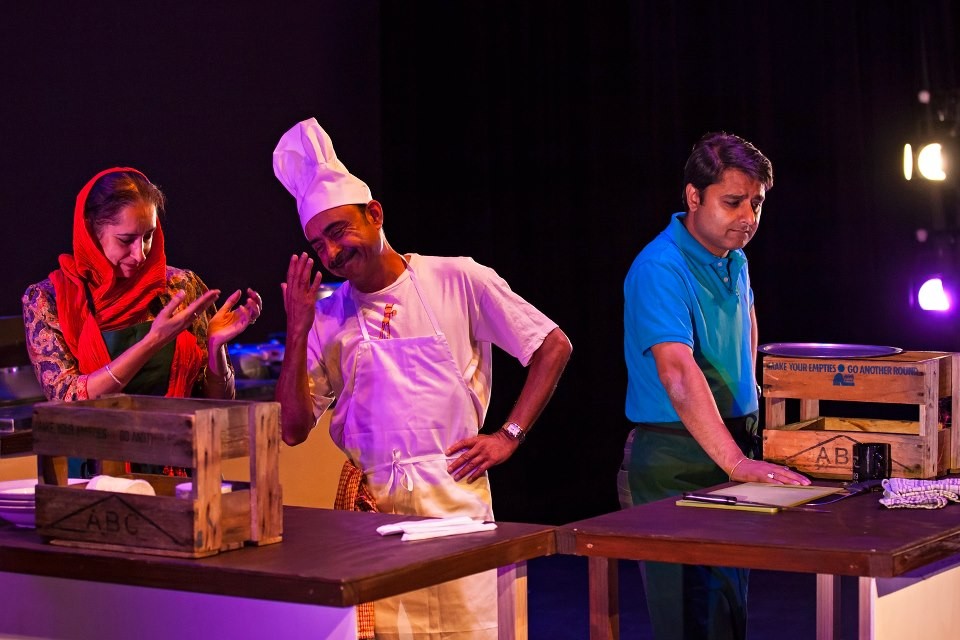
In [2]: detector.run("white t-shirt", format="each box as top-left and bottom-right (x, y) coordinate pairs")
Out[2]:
(306, 254), (558, 445)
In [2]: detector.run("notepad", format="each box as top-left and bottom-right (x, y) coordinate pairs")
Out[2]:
(676, 483), (843, 514)
(676, 499), (781, 514)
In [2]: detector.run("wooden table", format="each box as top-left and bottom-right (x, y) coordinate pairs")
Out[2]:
(0, 505), (555, 639)
(557, 486), (960, 640)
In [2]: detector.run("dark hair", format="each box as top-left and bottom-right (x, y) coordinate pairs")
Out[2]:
(681, 132), (773, 210)
(84, 171), (166, 234)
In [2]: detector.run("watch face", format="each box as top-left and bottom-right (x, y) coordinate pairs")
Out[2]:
(505, 423), (524, 440)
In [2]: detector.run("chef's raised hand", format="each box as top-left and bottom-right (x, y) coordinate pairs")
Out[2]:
(729, 457), (811, 485)
(281, 253), (322, 337)
(207, 288), (263, 350)
(445, 431), (519, 483)
(147, 289), (220, 347)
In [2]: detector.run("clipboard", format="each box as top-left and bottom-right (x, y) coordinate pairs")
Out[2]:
(676, 483), (843, 514)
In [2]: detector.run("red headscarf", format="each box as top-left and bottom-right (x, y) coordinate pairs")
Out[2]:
(49, 167), (203, 397)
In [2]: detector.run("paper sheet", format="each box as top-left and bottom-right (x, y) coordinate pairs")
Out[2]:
(698, 482), (843, 507)
(676, 483), (842, 513)
(703, 483), (842, 507)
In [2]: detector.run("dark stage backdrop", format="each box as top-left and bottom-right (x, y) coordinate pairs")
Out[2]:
(2, 2), (959, 525)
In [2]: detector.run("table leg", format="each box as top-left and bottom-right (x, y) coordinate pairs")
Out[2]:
(816, 573), (841, 640)
(588, 556), (619, 640)
(857, 576), (876, 640)
(498, 561), (528, 640)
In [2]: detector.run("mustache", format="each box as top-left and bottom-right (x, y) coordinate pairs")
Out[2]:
(328, 251), (351, 270)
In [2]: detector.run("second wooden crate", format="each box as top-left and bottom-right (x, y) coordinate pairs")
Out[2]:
(762, 350), (959, 479)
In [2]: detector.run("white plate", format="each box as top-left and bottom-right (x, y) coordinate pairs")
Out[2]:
(0, 498), (35, 508)
(0, 478), (86, 500)
(0, 478), (41, 496)
(0, 503), (33, 511)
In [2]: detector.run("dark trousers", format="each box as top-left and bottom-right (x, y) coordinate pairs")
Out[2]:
(617, 416), (758, 640)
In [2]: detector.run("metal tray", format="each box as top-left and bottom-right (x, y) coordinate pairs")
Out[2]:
(758, 343), (903, 359)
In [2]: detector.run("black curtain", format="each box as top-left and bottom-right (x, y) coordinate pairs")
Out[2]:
(2, 2), (958, 525)
(378, 1), (960, 523)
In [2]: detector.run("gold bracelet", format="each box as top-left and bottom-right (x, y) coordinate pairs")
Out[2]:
(104, 363), (123, 387)
(728, 456), (748, 480)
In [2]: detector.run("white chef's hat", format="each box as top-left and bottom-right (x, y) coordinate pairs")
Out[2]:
(272, 118), (372, 231)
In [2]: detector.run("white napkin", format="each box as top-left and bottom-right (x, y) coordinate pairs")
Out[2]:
(86, 475), (156, 496)
(376, 516), (497, 541)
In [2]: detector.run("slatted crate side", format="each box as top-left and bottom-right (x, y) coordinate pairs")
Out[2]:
(249, 402), (282, 544)
(799, 417), (926, 434)
(73, 394), (250, 414)
(35, 482), (253, 556)
(191, 407), (224, 553)
(763, 417), (949, 480)
(935, 352), (954, 396)
(220, 490), (254, 547)
(952, 353), (960, 472)
(33, 396), (257, 461)
(32, 406), (197, 468)
(762, 356), (934, 404)
(35, 484), (200, 554)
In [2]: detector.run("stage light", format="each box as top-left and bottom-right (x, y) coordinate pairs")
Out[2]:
(904, 141), (954, 182)
(903, 89), (959, 182)
(917, 277), (951, 311)
(918, 143), (947, 180)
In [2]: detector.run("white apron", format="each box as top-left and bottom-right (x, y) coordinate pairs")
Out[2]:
(341, 265), (497, 640)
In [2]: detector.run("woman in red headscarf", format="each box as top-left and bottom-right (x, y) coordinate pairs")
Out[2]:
(22, 167), (261, 420)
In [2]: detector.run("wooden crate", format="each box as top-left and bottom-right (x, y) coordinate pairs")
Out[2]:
(762, 351), (959, 479)
(31, 395), (282, 558)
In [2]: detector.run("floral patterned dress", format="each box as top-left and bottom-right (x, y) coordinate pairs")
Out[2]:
(22, 266), (219, 402)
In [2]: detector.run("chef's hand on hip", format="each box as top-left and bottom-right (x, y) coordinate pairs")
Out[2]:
(445, 432), (519, 483)
(281, 253), (322, 337)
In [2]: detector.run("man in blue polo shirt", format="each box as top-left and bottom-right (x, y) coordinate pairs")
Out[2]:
(620, 132), (810, 640)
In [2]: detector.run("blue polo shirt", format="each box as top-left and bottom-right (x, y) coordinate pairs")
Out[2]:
(624, 212), (757, 423)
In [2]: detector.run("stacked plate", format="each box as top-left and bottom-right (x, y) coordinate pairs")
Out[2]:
(0, 478), (41, 528)
(0, 478), (85, 528)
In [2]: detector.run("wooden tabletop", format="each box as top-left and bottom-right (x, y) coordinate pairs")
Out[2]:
(557, 485), (960, 578)
(0, 506), (556, 606)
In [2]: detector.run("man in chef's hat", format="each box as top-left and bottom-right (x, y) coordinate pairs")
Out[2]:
(272, 117), (572, 638)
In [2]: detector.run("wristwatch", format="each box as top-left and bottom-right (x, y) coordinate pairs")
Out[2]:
(501, 421), (526, 443)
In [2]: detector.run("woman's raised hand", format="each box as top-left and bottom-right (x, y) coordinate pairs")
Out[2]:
(207, 288), (263, 350)
(147, 289), (221, 348)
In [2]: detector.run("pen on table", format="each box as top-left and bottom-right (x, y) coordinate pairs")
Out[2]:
(682, 492), (738, 504)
